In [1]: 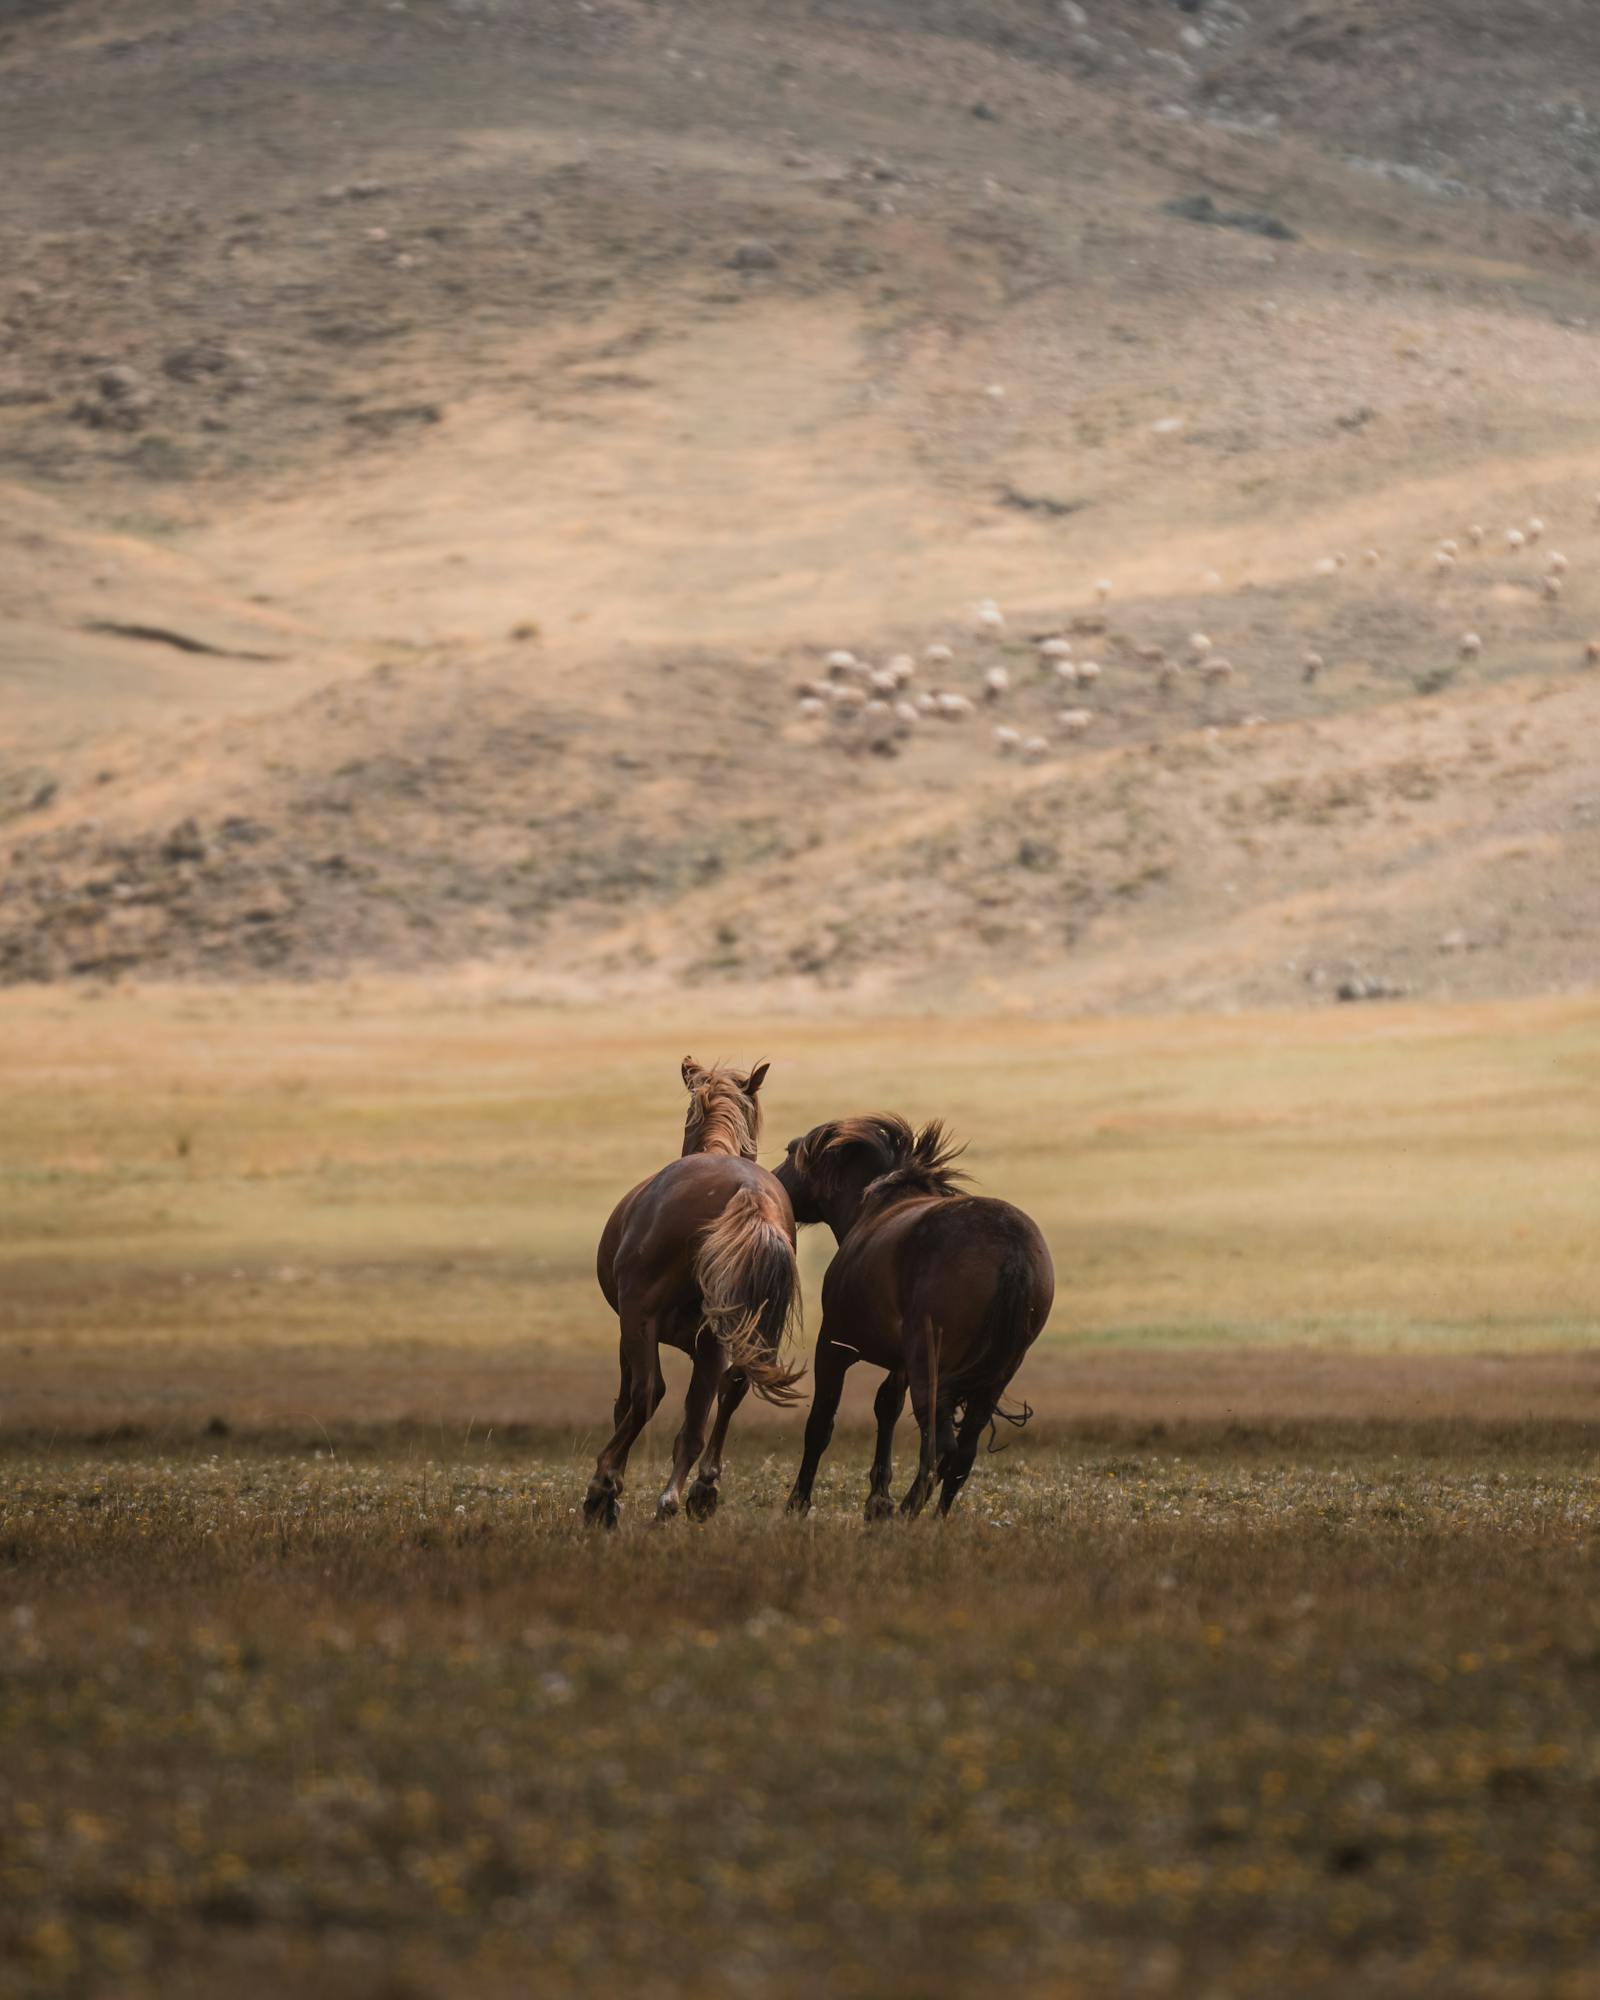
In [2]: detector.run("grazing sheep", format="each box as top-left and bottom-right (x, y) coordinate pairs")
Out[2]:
(1057, 707), (1094, 735)
(1156, 661), (1180, 697)
(1468, 524), (1486, 548)
(1302, 650), (1325, 684)
(824, 649), (858, 673)
(1313, 557), (1339, 578)
(1038, 638), (1074, 664)
(1189, 632), (1213, 658)
(914, 690), (940, 716)
(1458, 632), (1482, 661)
(1020, 735), (1050, 762)
(1094, 578), (1113, 604)
(1439, 539), (1460, 559)
(797, 677), (831, 700)
(1053, 659), (1080, 685)
(1505, 528), (1526, 552)
(1075, 660), (1103, 686)
(1135, 644), (1167, 665)
(831, 682), (867, 710)
(1362, 548), (1381, 568)
(888, 654), (917, 684)
(994, 725), (1021, 754)
(1527, 516), (1546, 542)
(893, 699), (919, 727)
(1547, 552), (1569, 577)
(1201, 658), (1236, 690)
(796, 695), (827, 719)
(1434, 550), (1457, 575)
(936, 691), (975, 719)
(984, 666), (1011, 701)
(1584, 640), (1600, 668)
(1542, 573), (1564, 602)
(975, 600), (1005, 633)
(924, 643), (954, 666)
(868, 667), (899, 695)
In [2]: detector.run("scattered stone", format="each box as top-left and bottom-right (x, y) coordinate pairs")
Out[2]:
(1162, 193), (1299, 241)
(728, 240), (781, 271)
(160, 818), (207, 865)
(0, 769), (58, 822)
(161, 342), (234, 382)
(1335, 975), (1407, 1004)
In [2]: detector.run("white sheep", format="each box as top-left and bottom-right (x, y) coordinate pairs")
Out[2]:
(1053, 659), (1080, 685)
(1020, 735), (1050, 762)
(1505, 528), (1526, 552)
(796, 696), (827, 718)
(1458, 632), (1482, 661)
(868, 667), (899, 696)
(1468, 524), (1486, 548)
(1135, 644), (1167, 665)
(924, 643), (954, 665)
(1439, 539), (1460, 559)
(1058, 707), (1094, 735)
(893, 699), (919, 727)
(1527, 516), (1546, 542)
(1201, 657), (1236, 689)
(1313, 557), (1339, 578)
(1584, 640), (1600, 668)
(1075, 660), (1102, 686)
(936, 691), (975, 719)
(1302, 651), (1325, 684)
(1362, 548), (1381, 568)
(1039, 637), (1074, 660)
(1189, 633), (1213, 657)
(888, 654), (917, 683)
(994, 725), (1021, 754)
(1547, 552), (1569, 577)
(1434, 549), (1457, 575)
(1542, 573), (1564, 602)
(984, 666), (1011, 700)
(914, 690), (939, 716)
(975, 600), (1005, 634)
(824, 649), (858, 673)
(1094, 578), (1113, 604)
(831, 682), (867, 710)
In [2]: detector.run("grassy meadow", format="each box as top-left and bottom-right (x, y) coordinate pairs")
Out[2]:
(2, 982), (1599, 1997)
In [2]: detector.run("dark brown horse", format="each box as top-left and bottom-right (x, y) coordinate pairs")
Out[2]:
(774, 1116), (1053, 1520)
(586, 1058), (804, 1528)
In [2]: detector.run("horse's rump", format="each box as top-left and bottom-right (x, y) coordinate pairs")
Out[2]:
(901, 1197), (1052, 1409)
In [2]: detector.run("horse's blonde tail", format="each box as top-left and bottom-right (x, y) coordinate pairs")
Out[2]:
(693, 1187), (805, 1406)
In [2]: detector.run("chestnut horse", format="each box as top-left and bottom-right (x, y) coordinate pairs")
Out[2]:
(586, 1058), (804, 1528)
(775, 1116), (1053, 1520)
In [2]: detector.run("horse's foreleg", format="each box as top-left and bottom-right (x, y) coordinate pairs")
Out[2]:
(657, 1333), (723, 1523)
(584, 1311), (664, 1529)
(864, 1367), (907, 1523)
(785, 1335), (853, 1516)
(685, 1369), (750, 1522)
(899, 1314), (941, 1519)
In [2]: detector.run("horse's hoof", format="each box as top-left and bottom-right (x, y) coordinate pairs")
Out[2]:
(583, 1480), (621, 1530)
(784, 1489), (811, 1518)
(654, 1494), (680, 1525)
(863, 1492), (895, 1524)
(899, 1481), (932, 1520)
(685, 1479), (719, 1522)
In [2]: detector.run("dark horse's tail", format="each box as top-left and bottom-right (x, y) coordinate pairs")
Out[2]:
(694, 1186), (806, 1406)
(947, 1231), (1041, 1417)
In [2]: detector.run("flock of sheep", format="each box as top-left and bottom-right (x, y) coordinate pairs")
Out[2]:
(793, 494), (1600, 761)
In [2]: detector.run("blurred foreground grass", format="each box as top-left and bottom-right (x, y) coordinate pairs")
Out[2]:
(3, 1432), (1599, 1999)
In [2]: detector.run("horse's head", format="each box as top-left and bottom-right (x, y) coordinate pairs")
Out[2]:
(776, 1115), (967, 1239)
(680, 1057), (769, 1159)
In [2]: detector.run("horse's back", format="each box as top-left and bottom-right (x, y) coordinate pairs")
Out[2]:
(903, 1194), (1054, 1328)
(599, 1154), (793, 1316)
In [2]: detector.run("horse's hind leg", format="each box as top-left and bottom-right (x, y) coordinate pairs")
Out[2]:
(937, 1391), (996, 1517)
(657, 1333), (723, 1523)
(864, 1368), (906, 1523)
(584, 1311), (664, 1529)
(686, 1369), (750, 1522)
(899, 1315), (941, 1519)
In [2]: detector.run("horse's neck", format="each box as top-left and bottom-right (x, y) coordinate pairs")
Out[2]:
(690, 1100), (756, 1159)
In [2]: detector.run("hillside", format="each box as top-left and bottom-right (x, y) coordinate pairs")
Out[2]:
(3, 0), (1600, 1010)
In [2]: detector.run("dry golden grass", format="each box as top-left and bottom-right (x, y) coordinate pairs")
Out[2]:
(2, 982), (1597, 1434)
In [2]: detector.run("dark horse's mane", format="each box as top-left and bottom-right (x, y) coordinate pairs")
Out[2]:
(802, 1113), (969, 1210)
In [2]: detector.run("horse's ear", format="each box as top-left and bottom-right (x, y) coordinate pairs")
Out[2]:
(745, 1061), (770, 1096)
(681, 1056), (704, 1092)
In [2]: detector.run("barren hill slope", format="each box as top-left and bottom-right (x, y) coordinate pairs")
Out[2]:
(2, 0), (1599, 1009)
